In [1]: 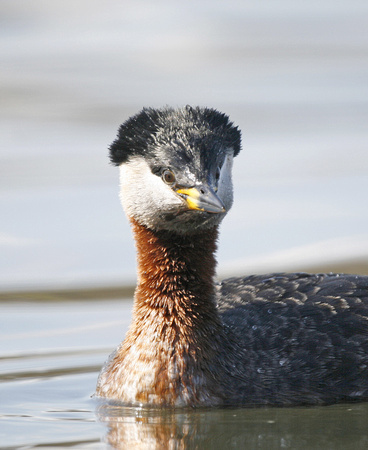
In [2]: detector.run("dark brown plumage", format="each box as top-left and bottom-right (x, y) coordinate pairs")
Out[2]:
(217, 273), (368, 405)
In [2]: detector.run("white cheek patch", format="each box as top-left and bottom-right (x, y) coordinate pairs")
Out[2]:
(119, 157), (182, 227)
(217, 152), (234, 211)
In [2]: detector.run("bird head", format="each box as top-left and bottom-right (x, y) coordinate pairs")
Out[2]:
(109, 106), (241, 234)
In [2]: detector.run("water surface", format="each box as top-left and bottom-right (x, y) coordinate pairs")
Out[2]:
(2, 297), (368, 449)
(1, 0), (368, 448)
(1, 0), (367, 290)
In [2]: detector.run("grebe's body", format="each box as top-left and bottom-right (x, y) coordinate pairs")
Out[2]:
(96, 106), (368, 407)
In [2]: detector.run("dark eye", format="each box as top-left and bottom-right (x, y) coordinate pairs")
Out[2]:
(162, 169), (176, 185)
(215, 166), (221, 181)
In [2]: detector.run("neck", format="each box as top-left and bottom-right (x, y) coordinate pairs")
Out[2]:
(132, 218), (221, 329)
(99, 218), (226, 406)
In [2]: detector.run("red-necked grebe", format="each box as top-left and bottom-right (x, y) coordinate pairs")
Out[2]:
(96, 106), (368, 407)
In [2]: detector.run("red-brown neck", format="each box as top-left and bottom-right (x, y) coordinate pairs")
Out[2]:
(126, 219), (224, 405)
(96, 218), (226, 406)
(130, 218), (221, 328)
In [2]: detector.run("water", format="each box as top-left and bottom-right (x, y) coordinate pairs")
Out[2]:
(2, 297), (368, 449)
(1, 0), (368, 448)
(0, 298), (128, 448)
(1, 0), (368, 291)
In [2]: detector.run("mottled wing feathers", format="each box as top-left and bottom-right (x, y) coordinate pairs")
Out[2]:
(216, 273), (368, 405)
(218, 273), (368, 311)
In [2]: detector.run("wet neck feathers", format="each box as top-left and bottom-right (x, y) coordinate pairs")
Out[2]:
(100, 219), (225, 406)
(131, 218), (221, 329)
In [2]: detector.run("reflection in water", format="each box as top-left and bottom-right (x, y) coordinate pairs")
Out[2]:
(96, 401), (368, 449)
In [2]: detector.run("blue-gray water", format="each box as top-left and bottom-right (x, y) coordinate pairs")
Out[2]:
(2, 298), (368, 449)
(1, 0), (368, 448)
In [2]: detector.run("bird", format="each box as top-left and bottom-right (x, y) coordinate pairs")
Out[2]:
(96, 105), (368, 407)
